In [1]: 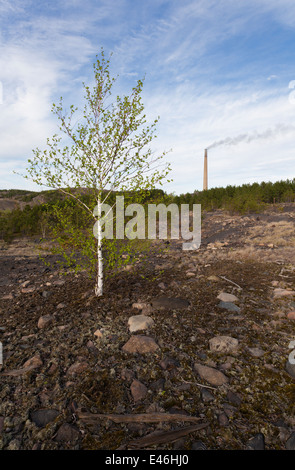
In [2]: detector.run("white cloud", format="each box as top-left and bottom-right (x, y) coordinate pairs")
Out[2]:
(0, 0), (295, 193)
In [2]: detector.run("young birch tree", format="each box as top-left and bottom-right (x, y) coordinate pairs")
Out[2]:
(24, 49), (171, 296)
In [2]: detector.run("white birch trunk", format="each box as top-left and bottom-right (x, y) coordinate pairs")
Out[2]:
(95, 197), (103, 296)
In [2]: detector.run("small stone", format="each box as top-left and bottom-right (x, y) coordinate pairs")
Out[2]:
(21, 287), (35, 294)
(122, 335), (160, 354)
(273, 288), (295, 299)
(246, 433), (265, 450)
(128, 315), (154, 333)
(55, 423), (80, 443)
(186, 271), (195, 278)
(38, 314), (54, 329)
(220, 362), (233, 371)
(130, 379), (148, 402)
(247, 347), (265, 357)
(150, 378), (165, 391)
(66, 361), (88, 376)
(23, 355), (43, 369)
(218, 412), (229, 426)
(159, 356), (179, 371)
(2, 355), (43, 376)
(94, 328), (106, 339)
(223, 404), (238, 418)
(201, 388), (215, 402)
(121, 368), (135, 382)
(286, 360), (295, 379)
(124, 264), (133, 271)
(53, 279), (65, 286)
(207, 275), (220, 282)
(30, 409), (59, 428)
(47, 363), (58, 375)
(218, 301), (240, 313)
(132, 302), (151, 310)
(194, 363), (229, 386)
(56, 302), (66, 309)
(191, 440), (207, 450)
(286, 432), (295, 450)
(209, 335), (239, 353)
(2, 293), (15, 300)
(42, 290), (52, 298)
(287, 311), (295, 320)
(227, 390), (242, 406)
(217, 292), (239, 302)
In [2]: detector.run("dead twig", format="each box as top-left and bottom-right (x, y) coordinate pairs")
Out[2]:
(182, 379), (216, 391)
(219, 275), (242, 290)
(126, 423), (210, 449)
(77, 409), (203, 424)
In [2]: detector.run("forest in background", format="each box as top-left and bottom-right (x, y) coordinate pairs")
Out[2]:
(0, 178), (294, 243)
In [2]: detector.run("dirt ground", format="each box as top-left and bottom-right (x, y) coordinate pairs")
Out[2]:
(0, 203), (295, 450)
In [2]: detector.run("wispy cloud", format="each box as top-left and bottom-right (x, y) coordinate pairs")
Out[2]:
(0, 0), (295, 192)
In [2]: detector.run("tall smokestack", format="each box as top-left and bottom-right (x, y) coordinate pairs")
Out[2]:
(203, 149), (208, 191)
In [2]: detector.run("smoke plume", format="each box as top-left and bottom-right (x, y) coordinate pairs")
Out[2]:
(207, 123), (295, 150)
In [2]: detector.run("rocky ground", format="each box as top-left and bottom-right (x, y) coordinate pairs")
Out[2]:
(0, 203), (295, 450)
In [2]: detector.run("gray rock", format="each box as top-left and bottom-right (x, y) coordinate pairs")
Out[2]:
(286, 432), (295, 450)
(42, 290), (52, 298)
(217, 292), (239, 303)
(247, 347), (265, 357)
(218, 301), (241, 312)
(286, 360), (295, 379)
(209, 335), (239, 353)
(38, 314), (54, 329)
(30, 409), (59, 428)
(246, 433), (265, 450)
(128, 314), (154, 333)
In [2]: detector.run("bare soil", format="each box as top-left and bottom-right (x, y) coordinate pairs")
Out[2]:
(0, 203), (295, 450)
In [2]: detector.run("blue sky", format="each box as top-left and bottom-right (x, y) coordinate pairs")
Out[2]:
(1, 0), (295, 194)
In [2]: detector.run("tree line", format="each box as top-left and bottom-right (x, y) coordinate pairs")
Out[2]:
(0, 179), (294, 244)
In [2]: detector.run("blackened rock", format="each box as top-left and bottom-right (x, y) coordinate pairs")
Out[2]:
(151, 297), (190, 310)
(150, 378), (165, 391)
(201, 388), (215, 403)
(227, 390), (242, 406)
(30, 409), (59, 428)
